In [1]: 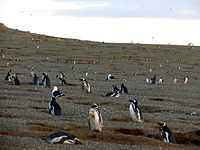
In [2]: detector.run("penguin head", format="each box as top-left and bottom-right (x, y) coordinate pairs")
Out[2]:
(74, 138), (82, 144)
(157, 122), (167, 127)
(106, 74), (111, 80)
(53, 86), (58, 92)
(12, 74), (18, 78)
(129, 99), (138, 105)
(91, 103), (98, 108)
(42, 72), (47, 76)
(79, 78), (86, 81)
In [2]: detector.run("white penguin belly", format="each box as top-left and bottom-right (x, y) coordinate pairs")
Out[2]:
(129, 105), (137, 121)
(89, 110), (101, 131)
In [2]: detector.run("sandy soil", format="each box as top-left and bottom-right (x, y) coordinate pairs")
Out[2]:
(0, 23), (200, 150)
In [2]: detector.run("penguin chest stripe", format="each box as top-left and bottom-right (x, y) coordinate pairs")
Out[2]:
(52, 135), (68, 144)
(164, 132), (169, 142)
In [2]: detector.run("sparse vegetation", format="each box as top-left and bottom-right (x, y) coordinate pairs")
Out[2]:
(0, 24), (200, 150)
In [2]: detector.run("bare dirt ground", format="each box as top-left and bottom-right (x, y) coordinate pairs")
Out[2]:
(0, 23), (200, 150)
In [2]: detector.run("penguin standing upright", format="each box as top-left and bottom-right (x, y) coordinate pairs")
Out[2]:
(129, 99), (143, 122)
(79, 78), (91, 93)
(183, 76), (189, 84)
(42, 72), (51, 88)
(32, 74), (39, 85)
(12, 74), (20, 85)
(48, 86), (65, 116)
(56, 72), (67, 84)
(158, 77), (164, 84)
(173, 77), (178, 84)
(151, 75), (157, 85)
(157, 122), (176, 143)
(120, 83), (128, 93)
(88, 103), (103, 132)
(5, 69), (12, 81)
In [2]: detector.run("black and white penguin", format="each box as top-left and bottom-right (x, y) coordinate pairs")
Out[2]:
(173, 77), (178, 84)
(88, 103), (103, 132)
(49, 86), (65, 116)
(43, 132), (81, 144)
(32, 74), (39, 85)
(52, 86), (65, 98)
(158, 77), (164, 84)
(42, 72), (51, 88)
(49, 97), (61, 116)
(146, 78), (151, 83)
(56, 72), (67, 84)
(129, 99), (143, 122)
(5, 69), (12, 81)
(79, 78), (91, 93)
(112, 85), (120, 92)
(157, 122), (176, 143)
(120, 83), (128, 93)
(106, 85), (120, 97)
(183, 76), (189, 84)
(106, 90), (120, 97)
(106, 74), (118, 80)
(151, 75), (157, 85)
(12, 74), (20, 86)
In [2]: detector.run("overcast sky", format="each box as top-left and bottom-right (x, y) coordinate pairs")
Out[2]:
(0, 0), (200, 45)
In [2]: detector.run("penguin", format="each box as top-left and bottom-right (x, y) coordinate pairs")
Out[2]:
(49, 97), (62, 116)
(105, 85), (120, 97)
(183, 76), (189, 84)
(56, 72), (67, 84)
(120, 83), (128, 93)
(112, 85), (120, 92)
(129, 99), (143, 122)
(79, 78), (91, 93)
(52, 86), (65, 98)
(32, 74), (39, 85)
(151, 75), (157, 85)
(49, 86), (65, 116)
(158, 77), (164, 84)
(1, 50), (5, 58)
(5, 69), (12, 81)
(173, 77), (178, 84)
(88, 103), (103, 132)
(43, 132), (81, 144)
(157, 122), (176, 143)
(106, 90), (120, 97)
(42, 72), (51, 88)
(106, 74), (118, 80)
(12, 74), (20, 85)
(146, 78), (151, 83)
